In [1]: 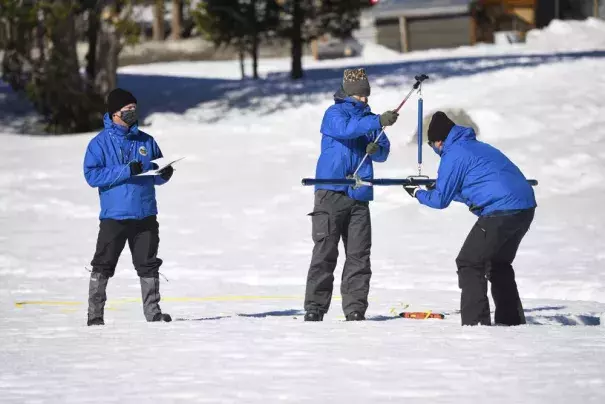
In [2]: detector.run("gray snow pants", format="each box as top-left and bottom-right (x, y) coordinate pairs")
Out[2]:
(304, 190), (372, 316)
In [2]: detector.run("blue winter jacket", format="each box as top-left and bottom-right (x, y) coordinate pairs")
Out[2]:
(84, 114), (168, 220)
(416, 125), (536, 216)
(315, 88), (390, 201)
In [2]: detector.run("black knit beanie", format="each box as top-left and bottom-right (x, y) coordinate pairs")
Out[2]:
(342, 68), (371, 97)
(428, 111), (455, 143)
(106, 88), (137, 116)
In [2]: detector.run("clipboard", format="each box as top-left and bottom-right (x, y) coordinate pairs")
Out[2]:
(138, 157), (185, 176)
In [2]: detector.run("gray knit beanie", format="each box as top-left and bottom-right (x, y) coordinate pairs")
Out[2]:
(342, 68), (371, 97)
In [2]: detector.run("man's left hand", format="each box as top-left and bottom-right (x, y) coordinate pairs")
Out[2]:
(158, 165), (174, 181)
(366, 142), (379, 155)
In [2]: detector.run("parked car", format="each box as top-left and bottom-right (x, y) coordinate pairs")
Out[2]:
(315, 35), (363, 60)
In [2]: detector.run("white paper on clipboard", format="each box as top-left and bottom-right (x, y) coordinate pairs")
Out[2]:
(138, 157), (185, 176)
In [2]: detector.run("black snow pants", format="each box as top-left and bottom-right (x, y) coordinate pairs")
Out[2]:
(304, 190), (372, 316)
(456, 208), (535, 326)
(90, 215), (163, 278)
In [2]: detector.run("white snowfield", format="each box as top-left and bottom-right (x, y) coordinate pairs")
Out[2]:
(1, 19), (605, 403)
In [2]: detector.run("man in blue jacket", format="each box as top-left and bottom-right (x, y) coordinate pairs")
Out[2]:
(404, 111), (536, 326)
(83, 88), (174, 326)
(304, 68), (399, 322)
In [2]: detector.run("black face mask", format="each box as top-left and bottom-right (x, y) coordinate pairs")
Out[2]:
(120, 109), (138, 127)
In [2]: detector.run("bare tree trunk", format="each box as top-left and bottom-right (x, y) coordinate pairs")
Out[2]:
(86, 9), (100, 83)
(291, 0), (303, 80)
(239, 43), (246, 80)
(36, 8), (46, 65)
(250, 0), (259, 80)
(0, 17), (5, 45)
(153, 0), (165, 41)
(251, 37), (259, 80)
(95, 5), (122, 97)
(171, 0), (183, 40)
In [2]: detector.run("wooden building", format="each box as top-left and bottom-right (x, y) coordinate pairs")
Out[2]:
(371, 0), (473, 53)
(472, 0), (537, 43)
(369, 0), (602, 52)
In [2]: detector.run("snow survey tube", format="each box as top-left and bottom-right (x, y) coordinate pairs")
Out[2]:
(301, 178), (539, 187)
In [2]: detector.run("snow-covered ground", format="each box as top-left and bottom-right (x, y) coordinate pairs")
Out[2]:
(1, 20), (605, 403)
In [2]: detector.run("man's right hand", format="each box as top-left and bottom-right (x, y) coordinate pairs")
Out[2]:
(129, 161), (144, 176)
(403, 185), (420, 198)
(379, 110), (399, 127)
(130, 161), (159, 176)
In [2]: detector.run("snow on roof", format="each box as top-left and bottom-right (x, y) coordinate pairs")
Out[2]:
(370, 0), (472, 19)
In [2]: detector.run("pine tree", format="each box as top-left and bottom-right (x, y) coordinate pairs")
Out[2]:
(192, 0), (279, 80)
(278, 0), (368, 79)
(316, 0), (364, 39)
(0, 0), (140, 133)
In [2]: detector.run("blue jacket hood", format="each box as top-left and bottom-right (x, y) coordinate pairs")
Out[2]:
(333, 86), (348, 101)
(442, 126), (476, 155)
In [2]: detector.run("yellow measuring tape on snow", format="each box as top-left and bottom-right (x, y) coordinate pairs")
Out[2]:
(14, 294), (322, 308)
(14, 301), (82, 307)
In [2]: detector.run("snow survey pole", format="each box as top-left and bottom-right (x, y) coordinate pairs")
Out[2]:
(417, 82), (424, 176)
(350, 74), (429, 180)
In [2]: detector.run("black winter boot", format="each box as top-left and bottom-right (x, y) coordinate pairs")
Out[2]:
(87, 272), (109, 326)
(87, 318), (105, 326)
(345, 311), (365, 321)
(304, 312), (324, 322)
(151, 313), (172, 322)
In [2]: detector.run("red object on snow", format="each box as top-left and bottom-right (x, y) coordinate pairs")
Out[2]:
(399, 312), (445, 320)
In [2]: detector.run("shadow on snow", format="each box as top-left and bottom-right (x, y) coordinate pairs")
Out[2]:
(115, 50), (605, 124)
(3, 50), (605, 132)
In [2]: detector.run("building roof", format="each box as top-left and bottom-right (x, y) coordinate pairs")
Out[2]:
(370, 0), (472, 19)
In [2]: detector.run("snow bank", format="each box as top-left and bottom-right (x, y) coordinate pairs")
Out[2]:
(357, 18), (605, 65)
(526, 17), (605, 52)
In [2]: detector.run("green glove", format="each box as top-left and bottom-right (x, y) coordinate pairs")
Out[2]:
(379, 110), (399, 127)
(366, 142), (379, 155)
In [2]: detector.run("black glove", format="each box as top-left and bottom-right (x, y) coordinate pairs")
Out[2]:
(379, 110), (399, 127)
(403, 185), (420, 198)
(426, 181), (436, 191)
(129, 161), (143, 176)
(366, 142), (379, 155)
(158, 165), (174, 181)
